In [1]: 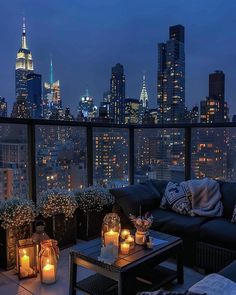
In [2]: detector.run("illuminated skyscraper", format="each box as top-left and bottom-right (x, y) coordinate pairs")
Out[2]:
(139, 74), (149, 123)
(200, 71), (229, 123)
(157, 25), (185, 123)
(43, 59), (62, 119)
(77, 90), (97, 121)
(192, 71), (229, 180)
(139, 75), (148, 109)
(124, 98), (139, 124)
(0, 97), (7, 117)
(12, 18), (34, 118)
(110, 63), (126, 124)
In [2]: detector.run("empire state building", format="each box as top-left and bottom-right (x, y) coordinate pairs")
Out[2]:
(12, 19), (34, 118)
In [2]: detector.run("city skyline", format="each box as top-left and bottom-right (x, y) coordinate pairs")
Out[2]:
(1, 0), (236, 117)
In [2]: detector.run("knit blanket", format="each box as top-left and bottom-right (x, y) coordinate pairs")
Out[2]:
(186, 178), (223, 217)
(189, 273), (236, 295)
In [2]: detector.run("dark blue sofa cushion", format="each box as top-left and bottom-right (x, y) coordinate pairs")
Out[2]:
(199, 218), (236, 250)
(150, 208), (208, 238)
(218, 181), (236, 219)
(110, 181), (161, 217)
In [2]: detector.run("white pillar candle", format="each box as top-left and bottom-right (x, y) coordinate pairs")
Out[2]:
(120, 242), (130, 255)
(20, 249), (30, 270)
(121, 229), (130, 240)
(104, 230), (119, 247)
(125, 235), (135, 249)
(42, 259), (55, 284)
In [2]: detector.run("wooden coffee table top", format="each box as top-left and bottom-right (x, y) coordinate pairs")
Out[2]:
(71, 230), (182, 273)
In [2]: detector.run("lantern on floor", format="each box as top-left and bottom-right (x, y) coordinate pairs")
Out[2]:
(101, 213), (121, 248)
(39, 239), (59, 284)
(16, 238), (37, 279)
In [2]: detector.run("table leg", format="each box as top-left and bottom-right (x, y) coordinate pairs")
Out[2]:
(118, 273), (124, 295)
(177, 243), (184, 284)
(69, 253), (77, 295)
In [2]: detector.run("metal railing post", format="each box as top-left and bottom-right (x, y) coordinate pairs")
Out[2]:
(87, 126), (93, 186)
(129, 126), (135, 185)
(27, 122), (37, 203)
(184, 127), (192, 181)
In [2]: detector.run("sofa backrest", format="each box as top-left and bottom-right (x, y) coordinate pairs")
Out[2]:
(218, 180), (236, 219)
(110, 180), (161, 218)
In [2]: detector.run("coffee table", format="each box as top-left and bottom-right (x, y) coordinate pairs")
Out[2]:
(69, 230), (183, 295)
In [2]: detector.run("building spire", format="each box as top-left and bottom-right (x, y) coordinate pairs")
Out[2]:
(50, 58), (54, 85)
(21, 17), (27, 49)
(140, 74), (148, 108)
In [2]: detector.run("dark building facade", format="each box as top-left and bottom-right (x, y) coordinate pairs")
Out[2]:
(157, 25), (185, 123)
(110, 63), (126, 124)
(27, 73), (42, 118)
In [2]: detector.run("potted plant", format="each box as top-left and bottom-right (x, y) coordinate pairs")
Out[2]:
(0, 198), (35, 270)
(75, 186), (114, 240)
(129, 212), (153, 245)
(36, 189), (78, 248)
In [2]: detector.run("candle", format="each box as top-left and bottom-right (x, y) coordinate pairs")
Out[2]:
(42, 259), (55, 284)
(121, 229), (130, 240)
(120, 242), (130, 255)
(104, 229), (119, 247)
(20, 249), (30, 270)
(125, 235), (135, 249)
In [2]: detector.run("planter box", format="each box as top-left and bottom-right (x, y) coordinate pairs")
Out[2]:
(37, 213), (77, 249)
(0, 224), (32, 270)
(77, 206), (112, 240)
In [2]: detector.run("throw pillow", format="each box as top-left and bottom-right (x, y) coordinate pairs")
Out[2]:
(231, 204), (236, 223)
(160, 181), (192, 215)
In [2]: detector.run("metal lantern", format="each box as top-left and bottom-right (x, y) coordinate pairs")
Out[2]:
(16, 238), (37, 279)
(39, 239), (59, 284)
(101, 213), (121, 247)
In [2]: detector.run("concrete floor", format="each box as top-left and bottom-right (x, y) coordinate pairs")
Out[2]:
(0, 240), (204, 295)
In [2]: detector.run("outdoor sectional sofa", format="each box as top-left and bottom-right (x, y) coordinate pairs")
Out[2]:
(110, 179), (236, 272)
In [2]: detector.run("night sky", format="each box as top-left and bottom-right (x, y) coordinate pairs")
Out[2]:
(1, 0), (236, 117)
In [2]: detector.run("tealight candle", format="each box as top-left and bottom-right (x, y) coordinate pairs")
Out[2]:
(120, 242), (130, 255)
(121, 229), (130, 240)
(20, 249), (30, 270)
(125, 235), (135, 249)
(104, 229), (119, 247)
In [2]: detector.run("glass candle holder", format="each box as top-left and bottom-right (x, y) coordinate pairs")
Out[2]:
(101, 213), (121, 247)
(39, 239), (59, 284)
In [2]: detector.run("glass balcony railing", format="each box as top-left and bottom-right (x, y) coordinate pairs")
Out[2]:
(0, 117), (236, 201)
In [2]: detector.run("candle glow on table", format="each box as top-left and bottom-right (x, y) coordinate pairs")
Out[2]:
(104, 229), (119, 247)
(120, 242), (130, 255)
(125, 235), (135, 249)
(121, 229), (130, 240)
(20, 249), (30, 270)
(42, 259), (55, 284)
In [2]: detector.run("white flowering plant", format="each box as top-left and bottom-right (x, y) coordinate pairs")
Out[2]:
(74, 186), (114, 213)
(0, 198), (36, 230)
(129, 212), (153, 232)
(37, 189), (78, 220)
